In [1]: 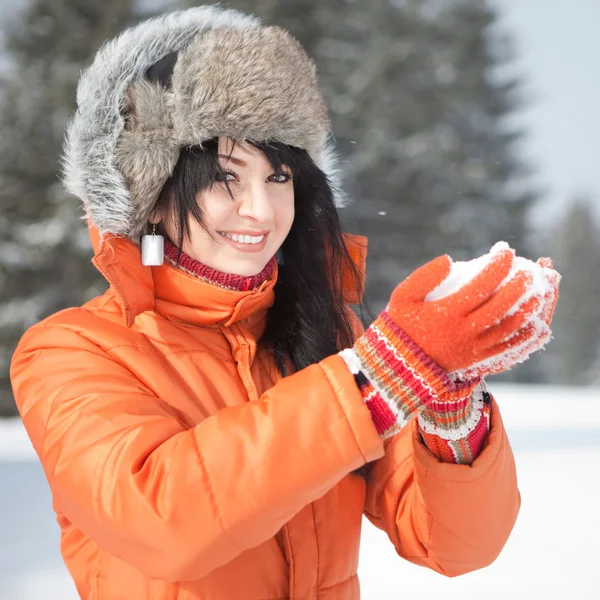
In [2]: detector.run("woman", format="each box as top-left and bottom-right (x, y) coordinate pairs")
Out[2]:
(10, 5), (559, 600)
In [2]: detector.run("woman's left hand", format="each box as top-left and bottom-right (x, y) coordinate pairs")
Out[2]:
(451, 257), (561, 381)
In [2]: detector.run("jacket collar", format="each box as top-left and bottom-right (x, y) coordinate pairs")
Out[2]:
(88, 222), (367, 329)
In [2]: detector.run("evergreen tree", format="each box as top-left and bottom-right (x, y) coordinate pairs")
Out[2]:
(584, 345), (600, 386)
(546, 198), (600, 385)
(0, 0), (148, 415)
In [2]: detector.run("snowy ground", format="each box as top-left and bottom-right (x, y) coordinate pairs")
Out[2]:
(1, 383), (599, 599)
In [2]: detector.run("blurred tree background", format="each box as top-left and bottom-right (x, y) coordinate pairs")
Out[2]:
(0, 0), (598, 416)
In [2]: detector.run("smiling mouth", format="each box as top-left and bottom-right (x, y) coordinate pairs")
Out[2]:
(218, 231), (266, 245)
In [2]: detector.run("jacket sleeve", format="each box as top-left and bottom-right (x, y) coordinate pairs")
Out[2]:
(10, 321), (385, 582)
(363, 394), (520, 576)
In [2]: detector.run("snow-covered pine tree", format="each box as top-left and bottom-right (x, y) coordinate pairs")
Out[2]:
(0, 0), (148, 416)
(584, 344), (600, 387)
(546, 198), (600, 385)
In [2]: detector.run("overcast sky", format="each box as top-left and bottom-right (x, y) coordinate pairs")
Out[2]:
(492, 0), (600, 227)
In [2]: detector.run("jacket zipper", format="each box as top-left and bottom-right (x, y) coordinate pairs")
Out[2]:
(281, 523), (295, 600)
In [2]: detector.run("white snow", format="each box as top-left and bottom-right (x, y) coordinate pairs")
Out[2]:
(0, 416), (37, 462)
(1, 383), (599, 599)
(425, 242), (555, 313)
(426, 241), (511, 301)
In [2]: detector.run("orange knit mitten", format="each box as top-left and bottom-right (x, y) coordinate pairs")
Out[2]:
(388, 248), (545, 373)
(340, 247), (545, 438)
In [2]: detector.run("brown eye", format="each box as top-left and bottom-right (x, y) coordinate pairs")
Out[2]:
(215, 171), (237, 182)
(269, 173), (292, 184)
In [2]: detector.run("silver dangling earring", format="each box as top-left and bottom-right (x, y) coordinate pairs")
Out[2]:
(141, 222), (164, 266)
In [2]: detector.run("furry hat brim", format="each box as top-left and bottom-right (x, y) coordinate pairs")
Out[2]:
(62, 5), (347, 243)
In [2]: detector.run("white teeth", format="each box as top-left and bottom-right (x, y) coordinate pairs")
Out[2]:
(219, 232), (265, 244)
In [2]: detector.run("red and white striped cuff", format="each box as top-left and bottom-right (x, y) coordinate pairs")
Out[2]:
(417, 380), (491, 464)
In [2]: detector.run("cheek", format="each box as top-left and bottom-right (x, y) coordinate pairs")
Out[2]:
(276, 191), (295, 236)
(197, 194), (235, 231)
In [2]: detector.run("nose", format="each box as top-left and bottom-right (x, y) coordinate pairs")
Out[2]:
(236, 181), (275, 223)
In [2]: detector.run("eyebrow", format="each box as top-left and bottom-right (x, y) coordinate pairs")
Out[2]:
(218, 154), (247, 167)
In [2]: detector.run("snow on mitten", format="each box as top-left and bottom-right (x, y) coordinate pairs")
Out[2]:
(445, 246), (562, 381)
(340, 246), (543, 439)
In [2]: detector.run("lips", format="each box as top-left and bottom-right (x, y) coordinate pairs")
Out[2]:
(220, 232), (265, 244)
(217, 231), (270, 253)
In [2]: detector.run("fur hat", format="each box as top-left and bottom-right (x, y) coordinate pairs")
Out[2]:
(62, 5), (346, 243)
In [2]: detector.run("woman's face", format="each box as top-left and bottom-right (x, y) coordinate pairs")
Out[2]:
(155, 137), (295, 276)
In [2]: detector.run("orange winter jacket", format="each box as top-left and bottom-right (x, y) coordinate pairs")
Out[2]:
(10, 227), (520, 599)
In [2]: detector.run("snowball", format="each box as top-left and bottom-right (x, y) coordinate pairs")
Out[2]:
(426, 241), (549, 316)
(426, 242), (512, 301)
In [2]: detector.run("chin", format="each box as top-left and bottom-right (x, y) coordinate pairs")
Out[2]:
(230, 262), (268, 277)
(217, 256), (269, 277)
